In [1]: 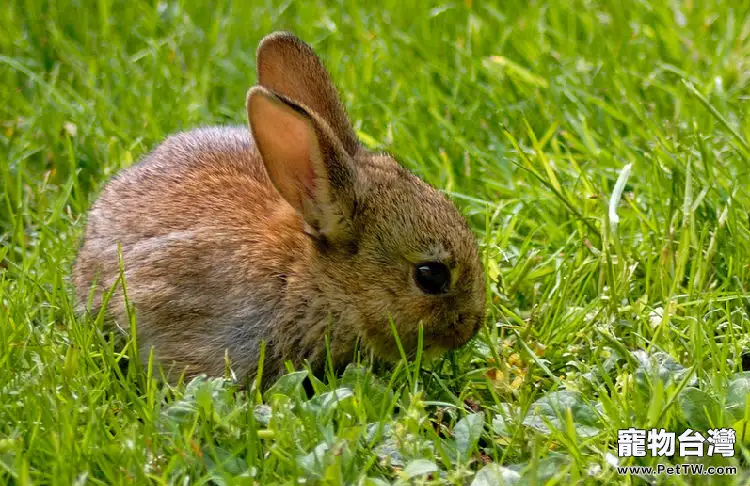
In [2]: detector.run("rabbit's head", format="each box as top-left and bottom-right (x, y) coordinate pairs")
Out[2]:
(247, 32), (486, 360)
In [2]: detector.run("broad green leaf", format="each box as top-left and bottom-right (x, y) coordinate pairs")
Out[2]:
(679, 387), (721, 431)
(266, 370), (308, 397)
(523, 391), (600, 438)
(472, 463), (521, 486)
(633, 350), (695, 391)
(455, 412), (485, 459)
(402, 459), (439, 479)
(726, 372), (750, 421)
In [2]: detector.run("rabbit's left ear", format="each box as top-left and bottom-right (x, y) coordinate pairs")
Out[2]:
(256, 31), (359, 157)
(247, 86), (357, 245)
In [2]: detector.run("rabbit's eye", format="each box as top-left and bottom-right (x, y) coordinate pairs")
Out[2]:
(414, 262), (450, 295)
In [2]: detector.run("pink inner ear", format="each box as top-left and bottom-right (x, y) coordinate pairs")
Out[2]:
(251, 95), (320, 213)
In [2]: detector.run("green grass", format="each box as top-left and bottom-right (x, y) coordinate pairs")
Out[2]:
(2, 0), (750, 484)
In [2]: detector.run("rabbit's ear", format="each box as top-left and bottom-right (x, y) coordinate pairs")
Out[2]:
(256, 32), (359, 157)
(247, 87), (357, 244)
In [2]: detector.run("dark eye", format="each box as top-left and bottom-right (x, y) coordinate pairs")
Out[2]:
(414, 262), (451, 295)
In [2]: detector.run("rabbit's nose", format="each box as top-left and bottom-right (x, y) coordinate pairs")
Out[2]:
(452, 312), (480, 343)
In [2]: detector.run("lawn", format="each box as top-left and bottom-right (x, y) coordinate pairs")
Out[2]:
(2, 0), (750, 484)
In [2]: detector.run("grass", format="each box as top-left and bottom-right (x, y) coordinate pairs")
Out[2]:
(1, 0), (750, 484)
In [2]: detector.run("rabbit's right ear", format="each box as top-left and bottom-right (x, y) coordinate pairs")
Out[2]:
(256, 32), (359, 157)
(247, 87), (357, 245)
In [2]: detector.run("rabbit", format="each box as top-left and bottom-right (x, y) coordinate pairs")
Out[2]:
(72, 31), (486, 385)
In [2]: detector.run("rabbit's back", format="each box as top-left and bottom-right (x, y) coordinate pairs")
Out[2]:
(73, 126), (309, 379)
(88, 127), (275, 239)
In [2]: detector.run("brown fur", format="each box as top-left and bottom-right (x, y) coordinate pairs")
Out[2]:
(72, 32), (486, 384)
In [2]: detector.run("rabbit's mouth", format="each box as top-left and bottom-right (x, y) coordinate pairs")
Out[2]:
(427, 313), (481, 352)
(367, 311), (482, 362)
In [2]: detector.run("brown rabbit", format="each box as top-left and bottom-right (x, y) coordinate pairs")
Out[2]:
(73, 32), (486, 384)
